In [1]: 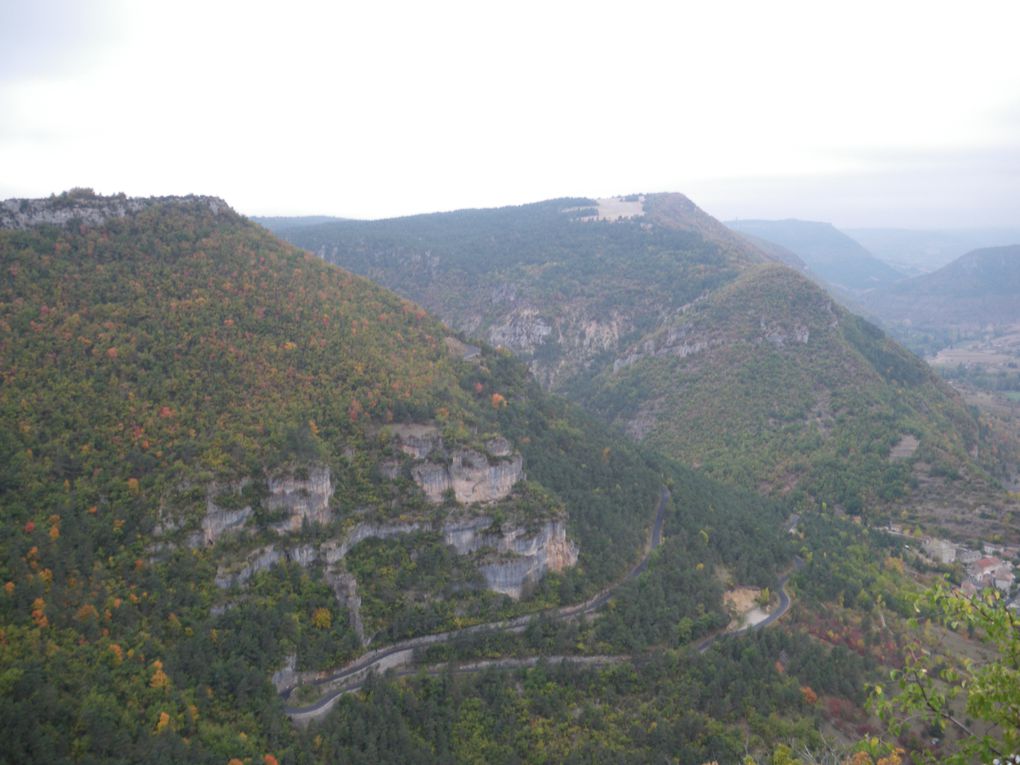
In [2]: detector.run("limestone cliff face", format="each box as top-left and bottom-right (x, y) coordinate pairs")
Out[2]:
(268, 466), (334, 533)
(325, 570), (365, 644)
(391, 424), (525, 505)
(321, 522), (425, 564)
(412, 450), (523, 504)
(214, 514), (577, 603)
(0, 191), (231, 230)
(199, 504), (253, 547)
(612, 323), (719, 373)
(479, 520), (578, 598)
(390, 423), (443, 459)
(215, 545), (284, 589)
(191, 466), (334, 547)
(489, 309), (553, 353)
(214, 542), (326, 589)
(610, 284), (822, 374)
(205, 438), (571, 629)
(483, 308), (626, 389)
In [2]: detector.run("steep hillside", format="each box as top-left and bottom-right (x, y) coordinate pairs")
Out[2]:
(732, 230), (810, 273)
(580, 263), (983, 511)
(726, 218), (904, 291)
(275, 193), (762, 389)
(275, 193), (987, 510)
(0, 191), (793, 762)
(860, 244), (1020, 336)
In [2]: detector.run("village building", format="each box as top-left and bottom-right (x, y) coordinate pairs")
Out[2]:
(923, 537), (957, 564)
(957, 548), (982, 565)
(965, 556), (1017, 594)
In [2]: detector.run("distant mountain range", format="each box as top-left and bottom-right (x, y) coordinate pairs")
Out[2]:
(858, 244), (1020, 336)
(725, 218), (904, 292)
(250, 214), (346, 231)
(271, 193), (990, 512)
(846, 227), (1020, 277)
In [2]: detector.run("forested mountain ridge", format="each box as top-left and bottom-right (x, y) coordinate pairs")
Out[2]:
(858, 244), (1020, 338)
(846, 226), (1020, 276)
(0, 191), (793, 762)
(582, 262), (985, 510)
(267, 193), (763, 390)
(272, 193), (991, 511)
(726, 218), (904, 292)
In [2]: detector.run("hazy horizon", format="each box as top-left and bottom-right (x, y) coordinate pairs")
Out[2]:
(2, 0), (1018, 229)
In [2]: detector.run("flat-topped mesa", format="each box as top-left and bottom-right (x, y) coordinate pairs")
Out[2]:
(0, 188), (233, 230)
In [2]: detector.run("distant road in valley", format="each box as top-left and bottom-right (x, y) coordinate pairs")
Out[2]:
(282, 488), (669, 721)
(282, 491), (798, 724)
(695, 557), (803, 654)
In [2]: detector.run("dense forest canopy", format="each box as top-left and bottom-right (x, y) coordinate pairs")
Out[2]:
(271, 195), (990, 514)
(1, 194), (807, 763)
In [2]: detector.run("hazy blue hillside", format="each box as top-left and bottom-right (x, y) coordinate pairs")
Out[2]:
(859, 244), (1020, 335)
(726, 218), (903, 291)
(252, 214), (346, 232)
(846, 227), (1020, 276)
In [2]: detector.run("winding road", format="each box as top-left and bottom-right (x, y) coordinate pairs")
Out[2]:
(694, 557), (802, 654)
(282, 488), (669, 721)
(282, 489), (796, 724)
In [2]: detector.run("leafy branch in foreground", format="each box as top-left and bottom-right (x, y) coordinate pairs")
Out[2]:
(870, 583), (1020, 763)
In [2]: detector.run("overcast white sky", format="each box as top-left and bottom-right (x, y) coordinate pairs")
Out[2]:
(2, 0), (1018, 227)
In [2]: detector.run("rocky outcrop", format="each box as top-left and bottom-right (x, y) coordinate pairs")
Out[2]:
(0, 191), (231, 230)
(194, 480), (255, 547)
(489, 309), (553, 354)
(197, 505), (253, 547)
(485, 310), (625, 388)
(577, 317), (622, 353)
(390, 424), (442, 459)
(215, 545), (284, 589)
(268, 466), (334, 533)
(272, 655), (300, 694)
(412, 450), (523, 504)
(758, 317), (810, 348)
(485, 437), (512, 457)
(613, 323), (719, 373)
(206, 442), (568, 604)
(390, 425), (525, 505)
(321, 522), (424, 564)
(214, 521), (426, 590)
(441, 516), (498, 554)
(214, 515), (577, 602)
(479, 520), (578, 599)
(190, 466), (334, 548)
(326, 570), (366, 645)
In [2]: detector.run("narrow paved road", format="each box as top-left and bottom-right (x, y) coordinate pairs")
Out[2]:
(283, 496), (801, 723)
(695, 557), (803, 653)
(282, 488), (670, 719)
(289, 656), (629, 723)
